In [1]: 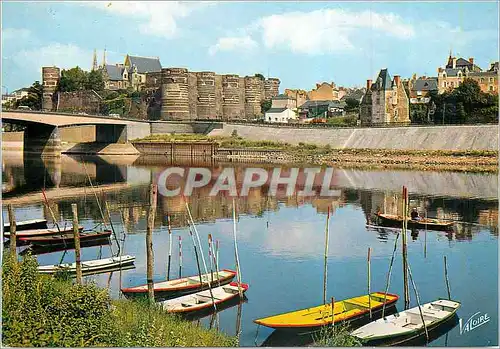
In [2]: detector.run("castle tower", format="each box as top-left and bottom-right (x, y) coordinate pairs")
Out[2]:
(160, 68), (190, 120)
(264, 78), (280, 100)
(244, 76), (264, 119)
(196, 71), (216, 119)
(41, 66), (60, 111)
(222, 74), (243, 120)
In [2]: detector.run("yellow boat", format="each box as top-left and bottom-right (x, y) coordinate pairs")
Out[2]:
(254, 292), (399, 332)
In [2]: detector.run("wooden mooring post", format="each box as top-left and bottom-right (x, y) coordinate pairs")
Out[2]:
(402, 186), (410, 310)
(7, 205), (17, 258)
(444, 256), (451, 300)
(367, 247), (372, 319)
(71, 203), (82, 284)
(323, 206), (331, 305)
(146, 184), (158, 302)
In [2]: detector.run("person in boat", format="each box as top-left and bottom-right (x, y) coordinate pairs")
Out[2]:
(410, 208), (420, 221)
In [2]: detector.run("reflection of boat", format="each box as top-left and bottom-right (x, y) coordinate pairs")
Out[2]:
(19, 230), (111, 246)
(351, 299), (460, 346)
(38, 255), (136, 274)
(3, 219), (48, 232)
(19, 238), (111, 256)
(260, 330), (316, 347)
(184, 295), (248, 322)
(375, 213), (454, 231)
(121, 269), (237, 300)
(4, 226), (82, 238)
(160, 282), (248, 314)
(254, 292), (399, 332)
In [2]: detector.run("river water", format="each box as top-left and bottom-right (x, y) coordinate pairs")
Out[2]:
(2, 153), (498, 347)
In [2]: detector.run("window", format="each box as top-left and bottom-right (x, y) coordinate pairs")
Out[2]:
(489, 85), (494, 91)
(480, 78), (484, 83)
(490, 77), (494, 82)
(416, 91), (422, 96)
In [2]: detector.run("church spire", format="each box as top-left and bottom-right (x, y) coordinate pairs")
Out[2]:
(92, 49), (98, 71)
(102, 48), (107, 68)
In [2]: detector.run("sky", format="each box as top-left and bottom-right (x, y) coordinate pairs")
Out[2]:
(1, 1), (499, 93)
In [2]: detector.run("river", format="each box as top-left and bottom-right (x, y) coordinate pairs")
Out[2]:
(2, 152), (498, 347)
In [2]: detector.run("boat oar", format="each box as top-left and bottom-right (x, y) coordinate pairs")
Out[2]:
(166, 214), (172, 281)
(382, 232), (400, 318)
(407, 263), (429, 342)
(188, 229), (204, 288)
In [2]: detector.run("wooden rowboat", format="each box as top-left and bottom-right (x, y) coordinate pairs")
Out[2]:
(160, 282), (249, 314)
(4, 226), (83, 238)
(38, 255), (136, 274)
(350, 299), (461, 346)
(19, 230), (111, 246)
(375, 213), (454, 231)
(20, 238), (111, 256)
(121, 269), (237, 299)
(254, 292), (399, 332)
(3, 219), (48, 232)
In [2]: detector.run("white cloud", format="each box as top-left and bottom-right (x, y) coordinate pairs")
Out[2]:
(2, 28), (31, 42)
(255, 9), (414, 55)
(209, 8), (415, 56)
(84, 1), (211, 38)
(14, 43), (92, 74)
(208, 35), (258, 55)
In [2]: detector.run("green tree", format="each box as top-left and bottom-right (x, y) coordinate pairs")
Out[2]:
(344, 98), (360, 112)
(261, 99), (272, 114)
(16, 81), (43, 110)
(255, 73), (265, 81)
(85, 70), (105, 91)
(58, 66), (88, 92)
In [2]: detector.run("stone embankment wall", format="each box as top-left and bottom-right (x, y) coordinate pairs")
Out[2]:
(208, 124), (498, 151)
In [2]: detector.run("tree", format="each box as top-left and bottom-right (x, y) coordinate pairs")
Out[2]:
(16, 81), (43, 110)
(85, 70), (104, 91)
(261, 99), (272, 114)
(58, 66), (88, 92)
(255, 73), (265, 81)
(344, 98), (360, 112)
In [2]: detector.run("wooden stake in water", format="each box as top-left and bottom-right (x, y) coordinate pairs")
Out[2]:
(216, 240), (220, 273)
(424, 208), (428, 258)
(71, 203), (82, 284)
(331, 297), (335, 328)
(7, 205), (17, 258)
(232, 198), (243, 297)
(367, 247), (372, 319)
(178, 236), (182, 278)
(188, 229), (204, 288)
(444, 256), (451, 300)
(407, 263), (429, 342)
(166, 214), (172, 281)
(323, 206), (331, 305)
(146, 184), (157, 302)
(208, 234), (214, 284)
(402, 186), (410, 310)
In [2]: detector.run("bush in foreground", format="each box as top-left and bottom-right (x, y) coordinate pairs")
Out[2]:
(2, 253), (236, 347)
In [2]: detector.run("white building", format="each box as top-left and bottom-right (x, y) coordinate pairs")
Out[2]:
(265, 94), (298, 123)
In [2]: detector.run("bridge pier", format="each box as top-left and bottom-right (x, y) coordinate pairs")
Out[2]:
(23, 124), (62, 157)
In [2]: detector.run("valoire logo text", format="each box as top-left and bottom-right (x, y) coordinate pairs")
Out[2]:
(460, 312), (490, 335)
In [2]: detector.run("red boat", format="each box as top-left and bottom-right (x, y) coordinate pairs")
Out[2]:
(19, 230), (112, 247)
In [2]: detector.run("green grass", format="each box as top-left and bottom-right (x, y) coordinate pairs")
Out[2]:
(2, 252), (237, 347)
(312, 324), (362, 347)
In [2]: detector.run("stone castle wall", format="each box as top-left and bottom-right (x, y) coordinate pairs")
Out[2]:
(160, 68), (280, 120)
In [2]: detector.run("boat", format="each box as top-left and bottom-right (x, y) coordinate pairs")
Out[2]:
(20, 238), (111, 256)
(3, 219), (48, 232)
(160, 282), (249, 314)
(3, 226), (83, 238)
(375, 213), (454, 231)
(350, 299), (461, 346)
(121, 269), (237, 299)
(253, 292), (399, 332)
(38, 255), (136, 274)
(19, 230), (111, 246)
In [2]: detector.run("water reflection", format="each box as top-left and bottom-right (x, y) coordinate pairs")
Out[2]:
(1, 153), (498, 347)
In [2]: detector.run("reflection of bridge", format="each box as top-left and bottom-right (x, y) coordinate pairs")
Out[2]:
(1, 111), (150, 157)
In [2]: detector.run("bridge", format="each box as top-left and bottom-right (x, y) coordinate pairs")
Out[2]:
(1, 111), (151, 157)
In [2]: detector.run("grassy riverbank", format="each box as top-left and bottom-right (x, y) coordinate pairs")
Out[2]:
(2, 253), (237, 347)
(133, 134), (498, 173)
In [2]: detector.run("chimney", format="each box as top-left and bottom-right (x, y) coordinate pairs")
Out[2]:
(452, 58), (457, 69)
(366, 79), (372, 89)
(469, 57), (474, 64)
(394, 75), (400, 86)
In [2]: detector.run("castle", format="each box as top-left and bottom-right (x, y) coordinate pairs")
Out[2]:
(41, 51), (280, 120)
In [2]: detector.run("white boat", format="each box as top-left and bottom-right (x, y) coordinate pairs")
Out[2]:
(4, 226), (81, 238)
(160, 282), (248, 313)
(350, 299), (461, 345)
(3, 219), (48, 232)
(38, 255), (136, 275)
